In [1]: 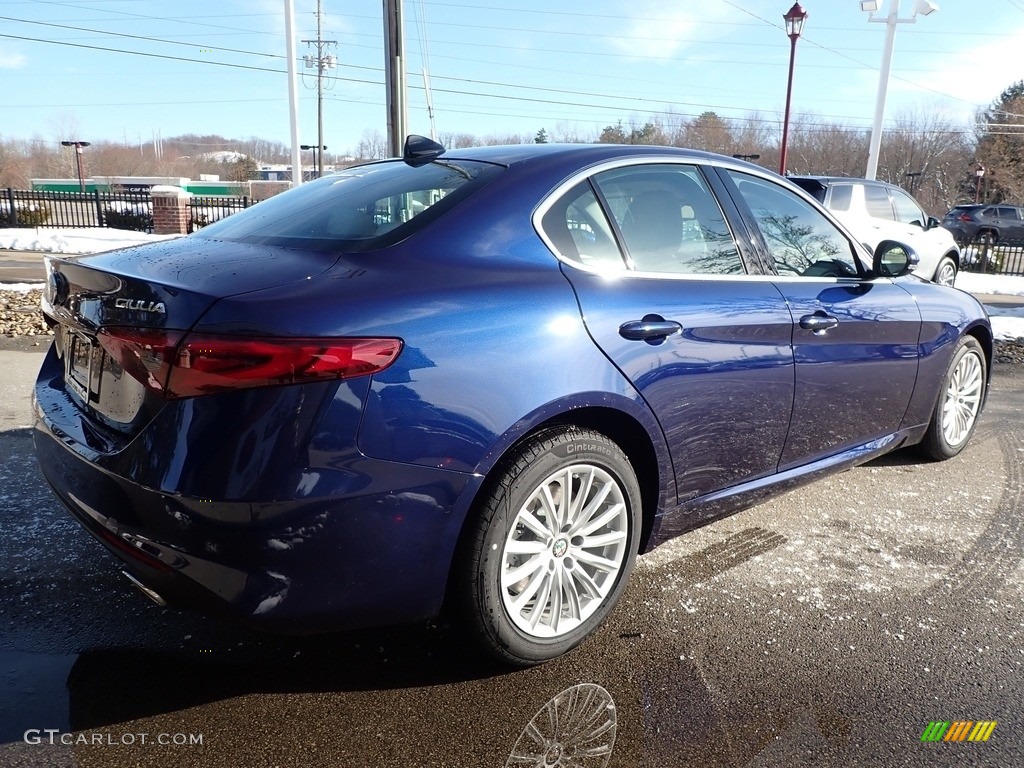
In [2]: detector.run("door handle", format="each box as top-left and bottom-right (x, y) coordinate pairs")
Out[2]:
(618, 318), (682, 341)
(799, 313), (839, 333)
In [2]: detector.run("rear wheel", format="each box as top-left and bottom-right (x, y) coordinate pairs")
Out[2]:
(933, 256), (958, 287)
(461, 426), (641, 666)
(920, 336), (986, 460)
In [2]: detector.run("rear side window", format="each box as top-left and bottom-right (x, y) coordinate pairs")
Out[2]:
(540, 182), (626, 271)
(193, 159), (502, 251)
(827, 184), (853, 212)
(863, 185), (895, 220)
(996, 207), (1020, 219)
(592, 164), (744, 275)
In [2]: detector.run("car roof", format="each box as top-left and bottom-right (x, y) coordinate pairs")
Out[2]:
(788, 175), (897, 189)
(439, 142), (743, 168)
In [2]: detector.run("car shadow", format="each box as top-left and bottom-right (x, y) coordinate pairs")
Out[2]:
(63, 621), (505, 733)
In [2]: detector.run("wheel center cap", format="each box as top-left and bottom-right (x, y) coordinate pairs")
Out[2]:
(552, 538), (568, 558)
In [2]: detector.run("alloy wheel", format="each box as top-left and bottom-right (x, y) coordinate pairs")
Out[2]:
(500, 464), (629, 639)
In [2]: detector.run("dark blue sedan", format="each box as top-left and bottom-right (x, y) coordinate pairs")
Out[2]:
(33, 138), (991, 665)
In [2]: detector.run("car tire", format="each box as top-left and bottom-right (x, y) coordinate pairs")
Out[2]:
(460, 426), (641, 666)
(977, 230), (997, 248)
(920, 336), (986, 461)
(933, 255), (958, 287)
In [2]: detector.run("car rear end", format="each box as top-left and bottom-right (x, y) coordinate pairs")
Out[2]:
(943, 205), (983, 244)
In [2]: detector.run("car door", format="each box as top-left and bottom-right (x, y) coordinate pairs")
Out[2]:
(721, 170), (922, 470)
(538, 162), (795, 503)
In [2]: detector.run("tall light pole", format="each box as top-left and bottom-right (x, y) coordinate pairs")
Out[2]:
(60, 140), (91, 191)
(862, 0), (938, 180)
(975, 164), (986, 203)
(301, 144), (327, 179)
(284, 0), (302, 187)
(779, 3), (808, 176)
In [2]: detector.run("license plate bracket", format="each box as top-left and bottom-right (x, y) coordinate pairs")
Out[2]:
(65, 329), (96, 401)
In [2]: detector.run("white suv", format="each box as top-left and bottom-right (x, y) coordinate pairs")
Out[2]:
(790, 177), (960, 286)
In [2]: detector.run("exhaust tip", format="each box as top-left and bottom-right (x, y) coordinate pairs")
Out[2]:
(121, 570), (168, 607)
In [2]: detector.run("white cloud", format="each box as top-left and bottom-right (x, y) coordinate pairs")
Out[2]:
(0, 48), (26, 70)
(608, 8), (701, 61)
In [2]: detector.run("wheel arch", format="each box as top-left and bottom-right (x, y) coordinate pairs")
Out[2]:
(442, 403), (669, 618)
(966, 320), (994, 385)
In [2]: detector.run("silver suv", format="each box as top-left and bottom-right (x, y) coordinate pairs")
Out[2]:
(791, 177), (961, 286)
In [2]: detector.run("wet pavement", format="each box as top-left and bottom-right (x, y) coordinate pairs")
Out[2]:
(1, 344), (1021, 767)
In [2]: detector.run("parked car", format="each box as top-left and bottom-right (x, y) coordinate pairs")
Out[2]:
(34, 139), (992, 666)
(790, 176), (961, 286)
(943, 203), (1024, 246)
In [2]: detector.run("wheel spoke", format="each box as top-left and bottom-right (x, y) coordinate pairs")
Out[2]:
(517, 509), (553, 540)
(575, 501), (625, 538)
(573, 549), (619, 573)
(566, 467), (595, 527)
(580, 529), (628, 549)
(568, 564), (603, 600)
(505, 539), (548, 556)
(502, 555), (547, 589)
(511, 567), (548, 611)
(562, 568), (583, 620)
(528, 572), (554, 631)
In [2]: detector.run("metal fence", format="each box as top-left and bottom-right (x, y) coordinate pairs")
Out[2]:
(188, 195), (250, 233)
(1, 188), (253, 234)
(1, 188), (153, 230)
(960, 240), (1024, 277)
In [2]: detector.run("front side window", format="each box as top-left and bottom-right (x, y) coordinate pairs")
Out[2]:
(891, 189), (925, 225)
(591, 165), (745, 275)
(728, 171), (862, 278)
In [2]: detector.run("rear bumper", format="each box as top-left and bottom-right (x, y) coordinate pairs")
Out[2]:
(33, 367), (480, 633)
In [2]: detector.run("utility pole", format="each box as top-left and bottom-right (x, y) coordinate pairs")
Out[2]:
(383, 0), (407, 158)
(302, 0), (336, 177)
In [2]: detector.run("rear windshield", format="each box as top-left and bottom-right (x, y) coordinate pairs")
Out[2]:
(193, 159), (502, 251)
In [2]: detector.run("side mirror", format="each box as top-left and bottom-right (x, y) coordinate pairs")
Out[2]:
(927, 216), (941, 230)
(872, 240), (919, 278)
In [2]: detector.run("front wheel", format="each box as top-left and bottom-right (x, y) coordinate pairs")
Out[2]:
(460, 427), (641, 666)
(920, 336), (986, 460)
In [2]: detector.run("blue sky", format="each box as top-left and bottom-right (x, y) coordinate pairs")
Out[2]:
(1, 0), (1021, 156)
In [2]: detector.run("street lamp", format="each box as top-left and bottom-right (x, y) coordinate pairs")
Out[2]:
(779, 2), (808, 176)
(60, 140), (91, 191)
(975, 164), (986, 203)
(904, 170), (922, 194)
(300, 144), (327, 179)
(862, 0), (939, 180)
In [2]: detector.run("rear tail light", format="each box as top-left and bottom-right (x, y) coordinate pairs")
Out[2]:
(98, 329), (402, 399)
(957, 214), (973, 222)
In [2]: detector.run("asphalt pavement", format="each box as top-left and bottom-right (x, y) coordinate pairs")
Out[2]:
(1, 342), (1022, 767)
